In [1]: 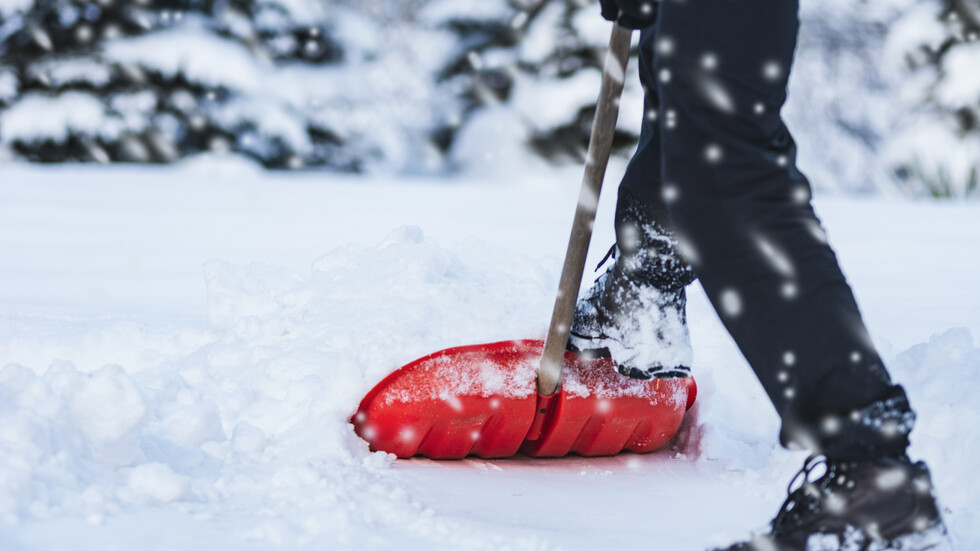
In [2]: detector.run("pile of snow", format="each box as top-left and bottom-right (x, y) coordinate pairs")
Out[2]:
(0, 225), (559, 547)
(891, 328), (980, 529)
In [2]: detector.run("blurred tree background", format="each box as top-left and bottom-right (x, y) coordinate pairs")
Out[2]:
(0, 0), (977, 198)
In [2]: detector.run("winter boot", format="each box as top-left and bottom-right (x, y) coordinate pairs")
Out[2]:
(567, 190), (696, 379)
(714, 454), (950, 551)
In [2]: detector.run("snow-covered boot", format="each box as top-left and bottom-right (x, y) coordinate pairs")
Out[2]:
(714, 454), (950, 551)
(567, 191), (696, 379)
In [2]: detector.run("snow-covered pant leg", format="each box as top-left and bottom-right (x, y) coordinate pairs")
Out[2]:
(616, 25), (696, 292)
(651, 0), (914, 461)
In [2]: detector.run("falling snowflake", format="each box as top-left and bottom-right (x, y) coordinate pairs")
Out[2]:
(781, 282), (799, 299)
(700, 76), (736, 114)
(792, 186), (811, 204)
(822, 417), (843, 437)
(704, 144), (723, 163)
(701, 53), (718, 70)
(762, 61), (783, 81)
(720, 288), (743, 317)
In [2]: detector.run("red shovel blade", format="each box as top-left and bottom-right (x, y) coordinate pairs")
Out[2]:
(352, 340), (696, 459)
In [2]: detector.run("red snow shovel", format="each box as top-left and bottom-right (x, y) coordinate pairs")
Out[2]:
(352, 24), (696, 459)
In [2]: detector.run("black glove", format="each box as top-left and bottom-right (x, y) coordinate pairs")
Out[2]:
(599, 0), (658, 30)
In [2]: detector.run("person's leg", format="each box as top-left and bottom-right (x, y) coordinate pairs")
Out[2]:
(651, 1), (946, 547)
(568, 23), (697, 378)
(617, 24), (696, 291)
(618, 25), (670, 227)
(655, 0), (911, 461)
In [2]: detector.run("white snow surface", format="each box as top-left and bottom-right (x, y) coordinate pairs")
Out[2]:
(1, 162), (979, 550)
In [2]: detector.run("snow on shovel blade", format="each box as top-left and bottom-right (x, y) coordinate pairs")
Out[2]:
(352, 340), (696, 459)
(352, 341), (539, 459)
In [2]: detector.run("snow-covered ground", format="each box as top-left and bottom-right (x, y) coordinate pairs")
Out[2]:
(1, 160), (978, 550)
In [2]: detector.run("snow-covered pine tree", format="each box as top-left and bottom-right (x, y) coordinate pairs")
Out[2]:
(881, 0), (980, 198)
(0, 0), (639, 172)
(431, 0), (642, 170)
(0, 0), (377, 168)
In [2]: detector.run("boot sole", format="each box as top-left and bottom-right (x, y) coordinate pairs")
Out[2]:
(716, 523), (952, 551)
(874, 520), (953, 551)
(801, 521), (952, 551)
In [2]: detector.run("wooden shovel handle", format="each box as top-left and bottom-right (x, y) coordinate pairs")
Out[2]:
(538, 24), (633, 396)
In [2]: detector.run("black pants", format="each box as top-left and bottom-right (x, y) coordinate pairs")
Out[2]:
(620, 0), (913, 461)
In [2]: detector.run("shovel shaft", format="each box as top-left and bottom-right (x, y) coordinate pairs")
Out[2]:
(538, 24), (633, 396)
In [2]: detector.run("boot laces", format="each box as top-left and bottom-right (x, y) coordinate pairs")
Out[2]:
(595, 244), (617, 273)
(588, 244), (618, 285)
(772, 454), (839, 533)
